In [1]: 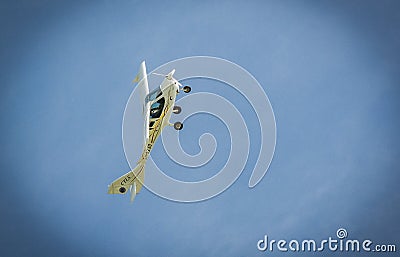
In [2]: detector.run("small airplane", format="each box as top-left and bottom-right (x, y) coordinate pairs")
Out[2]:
(108, 61), (191, 202)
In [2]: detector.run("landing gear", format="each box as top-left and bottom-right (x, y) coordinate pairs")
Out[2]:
(173, 121), (183, 130)
(173, 106), (181, 114)
(183, 86), (191, 93)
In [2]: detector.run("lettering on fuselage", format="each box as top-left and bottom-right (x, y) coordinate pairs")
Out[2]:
(121, 175), (131, 185)
(146, 143), (152, 153)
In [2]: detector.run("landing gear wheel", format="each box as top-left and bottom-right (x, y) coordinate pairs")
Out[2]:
(119, 187), (126, 194)
(183, 86), (191, 93)
(173, 121), (183, 130)
(173, 106), (181, 114)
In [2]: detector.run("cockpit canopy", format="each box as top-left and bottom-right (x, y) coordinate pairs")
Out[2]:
(145, 87), (166, 124)
(145, 87), (162, 104)
(149, 98), (165, 119)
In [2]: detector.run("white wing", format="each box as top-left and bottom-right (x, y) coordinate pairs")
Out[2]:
(135, 61), (150, 147)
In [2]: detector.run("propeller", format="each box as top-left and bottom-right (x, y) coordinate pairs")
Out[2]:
(152, 69), (190, 92)
(152, 72), (166, 77)
(152, 69), (175, 80)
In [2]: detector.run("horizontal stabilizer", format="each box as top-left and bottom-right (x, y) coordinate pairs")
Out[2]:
(108, 163), (145, 199)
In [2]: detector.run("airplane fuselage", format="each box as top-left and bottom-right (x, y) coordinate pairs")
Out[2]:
(108, 62), (190, 202)
(139, 75), (179, 162)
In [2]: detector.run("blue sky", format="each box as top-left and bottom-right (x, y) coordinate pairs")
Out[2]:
(0, 0), (399, 256)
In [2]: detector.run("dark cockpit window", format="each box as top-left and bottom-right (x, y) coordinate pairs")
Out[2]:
(145, 88), (162, 103)
(149, 97), (165, 119)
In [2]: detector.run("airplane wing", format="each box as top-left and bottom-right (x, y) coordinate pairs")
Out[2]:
(135, 61), (150, 146)
(107, 62), (150, 203)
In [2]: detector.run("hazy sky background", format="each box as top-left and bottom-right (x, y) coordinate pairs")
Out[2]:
(0, 0), (399, 256)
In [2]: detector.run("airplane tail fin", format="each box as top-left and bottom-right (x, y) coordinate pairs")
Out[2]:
(108, 162), (146, 203)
